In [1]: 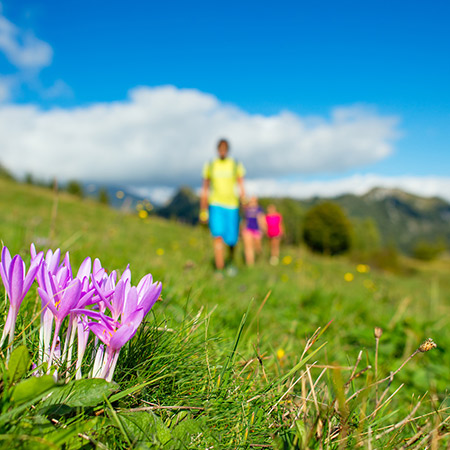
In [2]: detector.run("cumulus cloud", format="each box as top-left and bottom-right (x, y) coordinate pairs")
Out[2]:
(0, 85), (399, 186)
(246, 174), (450, 202)
(0, 14), (52, 69)
(0, 9), (57, 101)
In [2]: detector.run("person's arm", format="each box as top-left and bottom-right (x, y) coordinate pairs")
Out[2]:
(200, 178), (209, 210)
(199, 178), (210, 223)
(237, 177), (246, 204)
(257, 211), (267, 233)
(280, 215), (285, 236)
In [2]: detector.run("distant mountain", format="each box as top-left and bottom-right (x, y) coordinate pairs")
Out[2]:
(84, 182), (450, 254)
(156, 186), (200, 224)
(299, 188), (450, 253)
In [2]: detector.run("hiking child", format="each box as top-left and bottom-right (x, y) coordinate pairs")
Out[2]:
(265, 203), (284, 265)
(242, 196), (265, 266)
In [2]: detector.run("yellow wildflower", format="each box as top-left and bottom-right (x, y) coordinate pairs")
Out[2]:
(344, 272), (354, 282)
(356, 264), (370, 273)
(282, 255), (293, 265)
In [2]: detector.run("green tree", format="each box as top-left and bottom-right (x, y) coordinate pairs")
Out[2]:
(351, 217), (381, 257)
(412, 238), (446, 261)
(66, 180), (84, 198)
(98, 187), (110, 205)
(303, 202), (352, 255)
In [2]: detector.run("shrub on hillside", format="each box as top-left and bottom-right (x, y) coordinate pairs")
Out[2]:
(66, 180), (84, 198)
(369, 244), (403, 273)
(303, 201), (352, 255)
(351, 217), (381, 258)
(412, 239), (446, 261)
(98, 187), (110, 205)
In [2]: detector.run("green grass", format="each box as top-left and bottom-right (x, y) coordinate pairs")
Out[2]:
(0, 177), (449, 448)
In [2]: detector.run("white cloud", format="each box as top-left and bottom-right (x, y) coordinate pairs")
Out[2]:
(0, 75), (12, 101)
(0, 10), (57, 101)
(41, 79), (73, 99)
(0, 85), (399, 186)
(0, 15), (52, 69)
(127, 185), (176, 205)
(246, 174), (450, 202)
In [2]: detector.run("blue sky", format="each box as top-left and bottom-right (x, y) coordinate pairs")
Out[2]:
(1, 0), (449, 201)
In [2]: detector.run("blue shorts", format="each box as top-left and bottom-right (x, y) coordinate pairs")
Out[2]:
(209, 205), (240, 246)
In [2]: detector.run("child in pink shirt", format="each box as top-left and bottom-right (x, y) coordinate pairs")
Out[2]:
(265, 204), (283, 265)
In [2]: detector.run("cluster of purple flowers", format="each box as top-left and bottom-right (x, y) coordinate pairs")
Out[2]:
(0, 244), (162, 382)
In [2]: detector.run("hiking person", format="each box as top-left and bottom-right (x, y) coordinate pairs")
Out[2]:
(242, 196), (265, 266)
(200, 139), (246, 275)
(265, 203), (284, 265)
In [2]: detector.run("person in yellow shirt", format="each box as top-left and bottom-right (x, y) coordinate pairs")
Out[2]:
(200, 139), (246, 273)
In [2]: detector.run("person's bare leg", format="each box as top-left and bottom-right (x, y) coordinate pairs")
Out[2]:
(254, 235), (262, 256)
(272, 237), (280, 258)
(243, 231), (254, 266)
(270, 237), (280, 265)
(214, 237), (225, 270)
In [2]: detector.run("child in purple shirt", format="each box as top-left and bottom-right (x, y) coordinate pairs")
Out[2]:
(242, 197), (265, 266)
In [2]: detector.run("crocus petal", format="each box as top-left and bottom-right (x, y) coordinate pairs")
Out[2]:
(111, 279), (126, 321)
(123, 286), (138, 323)
(120, 266), (131, 284)
(110, 309), (144, 351)
(56, 266), (70, 288)
(1, 246), (11, 273)
(71, 309), (116, 329)
(93, 258), (102, 275)
(9, 255), (24, 306)
(63, 252), (72, 279)
(46, 248), (61, 274)
(38, 287), (59, 317)
(92, 275), (113, 311)
(22, 252), (43, 295)
(139, 282), (162, 317)
(88, 323), (110, 346)
(76, 288), (96, 308)
(1, 246), (12, 292)
(137, 273), (153, 294)
(76, 257), (91, 281)
(57, 278), (82, 319)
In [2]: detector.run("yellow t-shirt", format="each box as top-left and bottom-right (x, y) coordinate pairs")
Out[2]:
(202, 157), (246, 208)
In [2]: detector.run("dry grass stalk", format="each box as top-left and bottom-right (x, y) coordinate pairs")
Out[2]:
(374, 327), (383, 404)
(375, 396), (423, 439)
(268, 370), (307, 415)
(347, 337), (436, 406)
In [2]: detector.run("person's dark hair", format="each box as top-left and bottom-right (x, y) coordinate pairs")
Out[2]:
(217, 138), (229, 149)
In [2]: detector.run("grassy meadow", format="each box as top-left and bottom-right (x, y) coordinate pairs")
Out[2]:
(0, 176), (449, 449)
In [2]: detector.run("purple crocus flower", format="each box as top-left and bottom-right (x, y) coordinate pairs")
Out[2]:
(0, 246), (43, 347)
(38, 276), (83, 370)
(75, 316), (90, 380)
(88, 307), (145, 381)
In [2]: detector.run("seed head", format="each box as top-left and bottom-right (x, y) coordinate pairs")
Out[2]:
(418, 338), (437, 353)
(374, 327), (383, 339)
